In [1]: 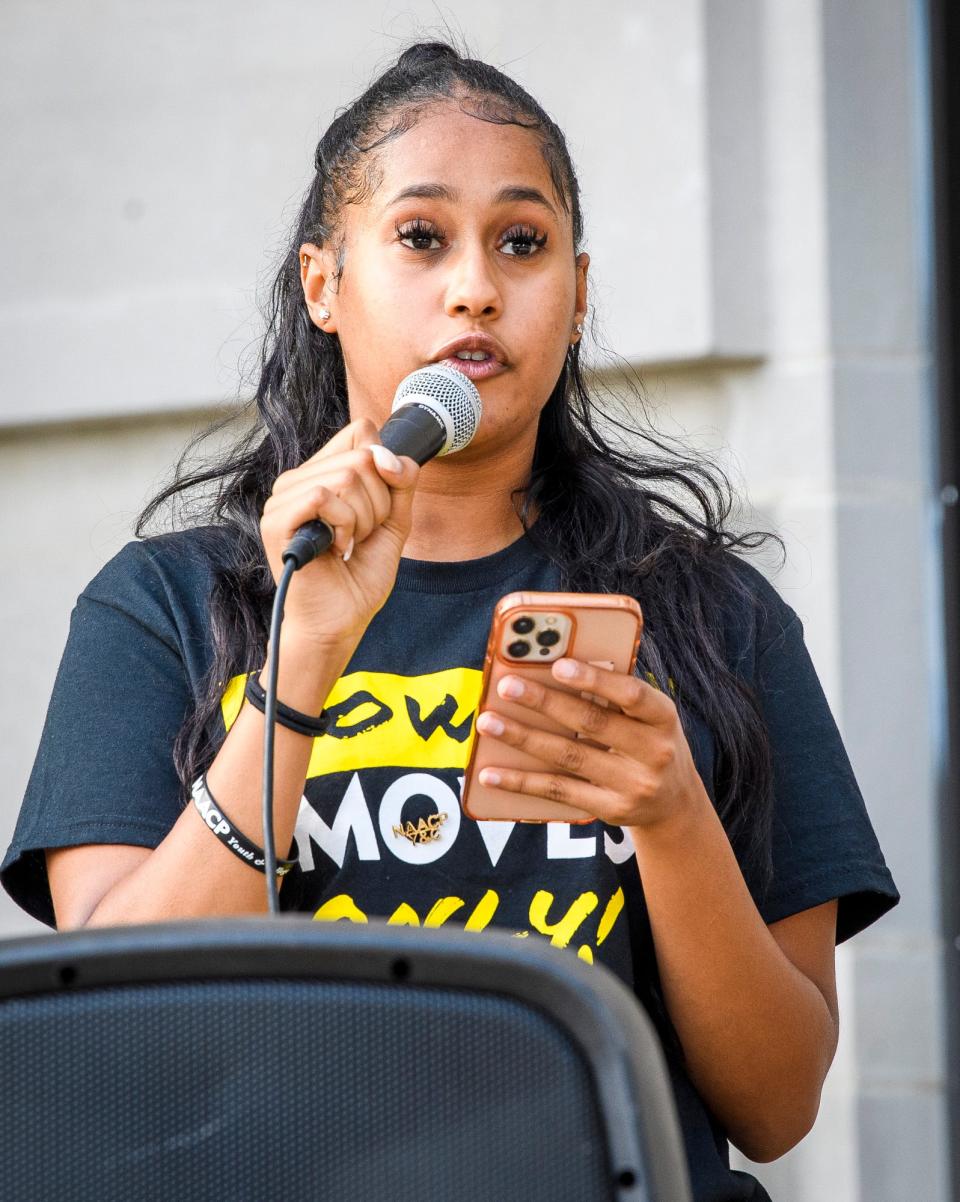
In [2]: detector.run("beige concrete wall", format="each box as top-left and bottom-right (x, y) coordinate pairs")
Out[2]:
(0, 0), (752, 429)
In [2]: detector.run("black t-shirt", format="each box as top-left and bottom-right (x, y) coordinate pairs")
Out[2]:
(3, 526), (899, 1202)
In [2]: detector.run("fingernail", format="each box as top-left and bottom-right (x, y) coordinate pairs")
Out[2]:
(554, 659), (579, 679)
(371, 444), (402, 474)
(498, 677), (524, 699)
(477, 713), (505, 736)
(480, 769), (502, 787)
(342, 537), (354, 562)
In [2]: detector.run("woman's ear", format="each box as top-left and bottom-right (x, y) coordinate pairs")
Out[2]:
(299, 242), (338, 333)
(572, 251), (590, 342)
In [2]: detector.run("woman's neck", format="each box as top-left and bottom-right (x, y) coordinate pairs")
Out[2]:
(400, 445), (535, 562)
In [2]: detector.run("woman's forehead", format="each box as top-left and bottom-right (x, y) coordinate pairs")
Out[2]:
(363, 104), (566, 216)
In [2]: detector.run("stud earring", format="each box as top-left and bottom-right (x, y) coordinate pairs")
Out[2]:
(574, 322), (584, 335)
(318, 307), (331, 322)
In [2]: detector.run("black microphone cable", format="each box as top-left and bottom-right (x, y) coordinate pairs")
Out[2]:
(261, 555), (297, 913)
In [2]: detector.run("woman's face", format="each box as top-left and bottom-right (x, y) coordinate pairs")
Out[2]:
(300, 101), (588, 459)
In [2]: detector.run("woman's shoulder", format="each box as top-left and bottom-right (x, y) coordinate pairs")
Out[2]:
(83, 525), (233, 598)
(702, 548), (801, 676)
(78, 525), (236, 634)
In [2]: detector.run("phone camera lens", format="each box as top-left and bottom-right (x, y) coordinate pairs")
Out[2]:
(511, 617), (535, 635)
(536, 629), (561, 647)
(508, 640), (531, 658)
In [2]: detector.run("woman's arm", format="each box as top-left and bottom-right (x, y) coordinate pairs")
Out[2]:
(474, 657), (840, 1162)
(630, 795), (838, 1162)
(47, 628), (356, 928)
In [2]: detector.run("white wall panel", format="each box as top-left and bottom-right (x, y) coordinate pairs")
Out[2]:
(0, 0), (764, 427)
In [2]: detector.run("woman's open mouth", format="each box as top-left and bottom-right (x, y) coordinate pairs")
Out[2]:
(431, 332), (510, 381)
(441, 354), (507, 381)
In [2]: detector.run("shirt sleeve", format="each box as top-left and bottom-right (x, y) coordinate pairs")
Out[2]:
(748, 602), (899, 942)
(1, 540), (203, 927)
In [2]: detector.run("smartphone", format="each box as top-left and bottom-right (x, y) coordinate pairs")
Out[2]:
(462, 591), (643, 824)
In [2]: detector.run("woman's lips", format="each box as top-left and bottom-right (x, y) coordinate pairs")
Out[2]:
(440, 356), (507, 381)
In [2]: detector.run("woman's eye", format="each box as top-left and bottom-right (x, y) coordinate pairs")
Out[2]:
(395, 220), (547, 257)
(500, 226), (548, 258)
(396, 221), (443, 251)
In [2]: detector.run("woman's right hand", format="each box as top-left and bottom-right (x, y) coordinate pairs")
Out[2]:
(260, 417), (420, 649)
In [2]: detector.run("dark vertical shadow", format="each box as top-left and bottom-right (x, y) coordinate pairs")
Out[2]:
(929, 0), (960, 1194)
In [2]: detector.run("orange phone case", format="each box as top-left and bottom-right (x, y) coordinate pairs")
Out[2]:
(462, 591), (643, 824)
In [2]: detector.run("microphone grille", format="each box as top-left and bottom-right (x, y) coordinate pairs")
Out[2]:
(392, 365), (482, 454)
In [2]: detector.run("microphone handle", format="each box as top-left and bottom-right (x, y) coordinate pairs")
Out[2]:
(281, 402), (446, 569)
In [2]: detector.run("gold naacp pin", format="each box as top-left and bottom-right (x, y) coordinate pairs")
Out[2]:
(393, 812), (448, 845)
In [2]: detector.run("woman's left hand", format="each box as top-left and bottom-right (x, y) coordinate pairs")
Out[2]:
(474, 658), (708, 832)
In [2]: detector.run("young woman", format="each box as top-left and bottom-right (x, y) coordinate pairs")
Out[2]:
(3, 41), (898, 1199)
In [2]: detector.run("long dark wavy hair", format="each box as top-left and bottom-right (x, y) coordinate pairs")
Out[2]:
(139, 40), (777, 893)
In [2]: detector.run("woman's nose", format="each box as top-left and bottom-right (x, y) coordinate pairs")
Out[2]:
(443, 245), (503, 319)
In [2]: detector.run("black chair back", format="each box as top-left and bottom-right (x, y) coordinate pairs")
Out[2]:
(0, 918), (691, 1201)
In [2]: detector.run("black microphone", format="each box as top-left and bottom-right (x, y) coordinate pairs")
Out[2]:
(281, 365), (482, 569)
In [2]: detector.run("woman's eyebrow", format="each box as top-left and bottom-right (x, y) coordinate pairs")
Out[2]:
(493, 185), (558, 217)
(386, 183), (455, 206)
(384, 182), (558, 217)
